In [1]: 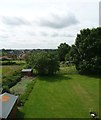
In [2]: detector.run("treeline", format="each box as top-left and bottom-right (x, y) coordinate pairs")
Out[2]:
(26, 27), (101, 75)
(1, 27), (101, 75)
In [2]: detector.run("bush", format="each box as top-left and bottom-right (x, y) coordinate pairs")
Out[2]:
(2, 70), (22, 88)
(1, 61), (16, 65)
(2, 85), (10, 93)
(19, 81), (35, 106)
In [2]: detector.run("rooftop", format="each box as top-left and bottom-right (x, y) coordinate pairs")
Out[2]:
(0, 92), (18, 119)
(22, 69), (32, 72)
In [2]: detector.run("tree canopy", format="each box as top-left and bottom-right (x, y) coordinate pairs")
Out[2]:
(57, 43), (71, 61)
(70, 27), (101, 74)
(26, 51), (60, 75)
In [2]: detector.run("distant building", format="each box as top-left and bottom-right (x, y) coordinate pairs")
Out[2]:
(0, 92), (18, 120)
(21, 69), (33, 76)
(0, 56), (12, 61)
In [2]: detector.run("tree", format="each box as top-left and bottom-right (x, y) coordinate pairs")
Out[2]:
(72, 27), (101, 74)
(57, 43), (71, 61)
(26, 51), (60, 75)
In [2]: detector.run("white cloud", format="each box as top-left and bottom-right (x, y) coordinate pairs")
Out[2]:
(0, 0), (99, 49)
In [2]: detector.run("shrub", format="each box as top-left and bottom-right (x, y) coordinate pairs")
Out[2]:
(19, 81), (35, 106)
(2, 85), (10, 93)
(2, 70), (22, 88)
(1, 61), (16, 65)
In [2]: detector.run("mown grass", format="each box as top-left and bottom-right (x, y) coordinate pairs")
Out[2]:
(17, 66), (100, 118)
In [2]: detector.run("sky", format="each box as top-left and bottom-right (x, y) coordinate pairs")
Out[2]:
(0, 0), (100, 49)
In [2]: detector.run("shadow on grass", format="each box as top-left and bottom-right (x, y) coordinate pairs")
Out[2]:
(16, 109), (25, 119)
(38, 74), (71, 82)
(80, 73), (101, 79)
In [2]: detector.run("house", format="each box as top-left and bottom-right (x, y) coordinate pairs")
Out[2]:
(0, 92), (18, 120)
(21, 68), (33, 76)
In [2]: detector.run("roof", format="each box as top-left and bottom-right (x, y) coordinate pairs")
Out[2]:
(22, 69), (32, 72)
(0, 56), (11, 59)
(0, 92), (18, 119)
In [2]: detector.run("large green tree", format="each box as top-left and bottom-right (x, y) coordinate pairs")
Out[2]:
(71, 27), (101, 74)
(26, 51), (60, 75)
(58, 43), (71, 61)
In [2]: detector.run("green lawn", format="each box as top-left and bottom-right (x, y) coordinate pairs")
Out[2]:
(18, 66), (99, 118)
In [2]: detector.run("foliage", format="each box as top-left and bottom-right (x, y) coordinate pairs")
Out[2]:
(26, 52), (60, 75)
(2, 66), (22, 90)
(1, 61), (16, 65)
(2, 85), (10, 93)
(1, 58), (10, 61)
(1, 60), (25, 66)
(57, 43), (71, 61)
(2, 71), (22, 88)
(10, 77), (34, 96)
(19, 80), (36, 106)
(70, 27), (101, 74)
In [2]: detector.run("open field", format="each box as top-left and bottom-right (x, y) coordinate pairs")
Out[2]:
(17, 66), (100, 118)
(2, 65), (23, 78)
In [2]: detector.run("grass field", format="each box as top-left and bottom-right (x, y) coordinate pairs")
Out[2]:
(2, 65), (22, 78)
(17, 66), (100, 118)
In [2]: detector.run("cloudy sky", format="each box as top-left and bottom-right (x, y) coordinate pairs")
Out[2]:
(0, 0), (100, 49)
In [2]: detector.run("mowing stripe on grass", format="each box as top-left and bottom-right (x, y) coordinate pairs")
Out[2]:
(18, 74), (99, 118)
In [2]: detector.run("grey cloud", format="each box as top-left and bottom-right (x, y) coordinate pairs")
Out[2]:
(51, 33), (59, 37)
(61, 34), (75, 37)
(39, 13), (79, 29)
(50, 33), (75, 38)
(0, 34), (9, 39)
(99, 1), (101, 27)
(40, 32), (48, 36)
(27, 32), (36, 36)
(1, 16), (31, 26)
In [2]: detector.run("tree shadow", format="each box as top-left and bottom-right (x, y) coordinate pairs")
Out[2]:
(38, 74), (71, 82)
(16, 108), (25, 120)
(80, 73), (101, 79)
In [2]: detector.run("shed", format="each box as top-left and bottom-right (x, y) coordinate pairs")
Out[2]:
(21, 68), (33, 76)
(0, 92), (18, 120)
